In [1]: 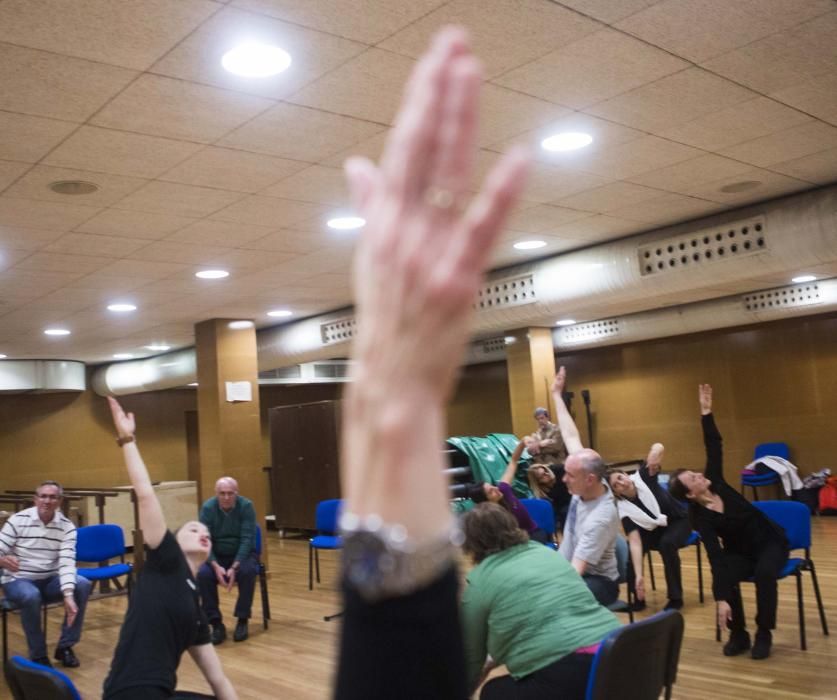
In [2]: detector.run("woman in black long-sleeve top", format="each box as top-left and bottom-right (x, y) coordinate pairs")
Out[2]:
(670, 385), (788, 660)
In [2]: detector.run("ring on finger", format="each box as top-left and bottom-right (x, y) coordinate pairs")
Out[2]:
(424, 186), (459, 212)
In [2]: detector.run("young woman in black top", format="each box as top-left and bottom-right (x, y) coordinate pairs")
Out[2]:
(670, 385), (788, 660)
(104, 397), (238, 699)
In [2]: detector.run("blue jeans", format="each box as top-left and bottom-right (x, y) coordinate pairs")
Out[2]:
(3, 575), (92, 659)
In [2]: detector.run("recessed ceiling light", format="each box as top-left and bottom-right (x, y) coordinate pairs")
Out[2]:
(0, 354), (7, 359)
(113, 353), (134, 360)
(228, 320), (254, 330)
(221, 43), (291, 78)
(555, 319), (576, 327)
(145, 344), (171, 352)
(327, 216), (366, 230)
(792, 275), (817, 283)
(504, 336), (517, 345)
(513, 240), (547, 250)
(44, 328), (71, 336)
(48, 180), (99, 195)
(541, 132), (593, 152)
(188, 382), (199, 387)
(719, 180), (761, 194)
(267, 309), (293, 318)
(195, 269), (229, 279)
(107, 303), (137, 313)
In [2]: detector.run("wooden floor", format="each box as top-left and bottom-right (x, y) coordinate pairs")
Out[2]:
(2, 518), (835, 699)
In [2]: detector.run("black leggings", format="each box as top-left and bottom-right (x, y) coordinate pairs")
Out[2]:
(107, 689), (215, 699)
(635, 518), (692, 600)
(481, 652), (594, 700)
(724, 539), (788, 631)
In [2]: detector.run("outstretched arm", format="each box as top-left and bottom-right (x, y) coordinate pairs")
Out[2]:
(499, 439), (527, 485)
(627, 530), (645, 602)
(550, 367), (584, 455)
(188, 644), (238, 700)
(699, 384), (724, 483)
(107, 396), (166, 549)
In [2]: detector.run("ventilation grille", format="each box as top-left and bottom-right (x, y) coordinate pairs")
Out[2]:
(321, 317), (356, 345)
(259, 365), (302, 380)
(313, 362), (351, 378)
(558, 319), (620, 343)
(638, 217), (766, 277)
(475, 273), (536, 311)
(481, 337), (508, 354)
(743, 284), (821, 311)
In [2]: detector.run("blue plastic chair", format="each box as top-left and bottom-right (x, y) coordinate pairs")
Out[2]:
(4, 655), (81, 700)
(76, 524), (132, 597)
(751, 501), (829, 649)
(741, 442), (789, 500)
(520, 498), (557, 549)
(645, 530), (704, 604)
(254, 525), (271, 629)
(309, 499), (342, 590)
(585, 610), (684, 700)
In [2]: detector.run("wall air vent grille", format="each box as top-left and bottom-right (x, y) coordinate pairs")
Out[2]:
(559, 319), (620, 343)
(475, 273), (536, 311)
(743, 284), (821, 311)
(638, 216), (766, 277)
(321, 317), (356, 345)
(481, 337), (508, 354)
(259, 365), (302, 379)
(314, 362), (351, 378)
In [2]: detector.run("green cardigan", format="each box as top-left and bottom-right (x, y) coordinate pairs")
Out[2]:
(199, 495), (256, 563)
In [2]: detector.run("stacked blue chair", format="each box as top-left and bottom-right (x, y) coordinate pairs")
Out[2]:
(741, 442), (789, 501)
(520, 498), (557, 550)
(75, 524), (132, 598)
(4, 655), (81, 700)
(309, 499), (343, 590)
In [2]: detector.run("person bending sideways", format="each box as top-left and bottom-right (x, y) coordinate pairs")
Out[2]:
(669, 385), (788, 660)
(461, 504), (621, 700)
(551, 368), (620, 606)
(333, 26), (530, 700)
(608, 442), (691, 611)
(103, 397), (238, 700)
(466, 439), (550, 543)
(197, 477), (258, 645)
(0, 481), (91, 668)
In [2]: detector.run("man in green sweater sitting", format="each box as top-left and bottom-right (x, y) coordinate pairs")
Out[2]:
(197, 477), (257, 644)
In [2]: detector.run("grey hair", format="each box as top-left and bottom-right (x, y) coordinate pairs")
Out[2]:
(215, 476), (239, 492)
(36, 480), (63, 497)
(578, 452), (607, 481)
(533, 407), (550, 418)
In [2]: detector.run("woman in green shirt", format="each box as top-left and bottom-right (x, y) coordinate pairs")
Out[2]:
(462, 503), (621, 699)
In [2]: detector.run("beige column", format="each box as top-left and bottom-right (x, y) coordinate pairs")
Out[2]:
(194, 319), (267, 561)
(505, 327), (557, 438)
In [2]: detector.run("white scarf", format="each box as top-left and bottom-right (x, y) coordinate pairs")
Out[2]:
(617, 472), (668, 531)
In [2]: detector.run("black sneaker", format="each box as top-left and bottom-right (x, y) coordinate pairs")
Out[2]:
(233, 618), (249, 642)
(54, 647), (79, 668)
(211, 622), (227, 645)
(751, 629), (772, 660)
(723, 630), (751, 656)
(630, 599), (647, 612)
(664, 598), (684, 611)
(31, 656), (52, 668)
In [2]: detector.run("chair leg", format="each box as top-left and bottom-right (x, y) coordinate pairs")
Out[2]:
(308, 544), (314, 591)
(807, 560), (829, 635)
(796, 571), (806, 650)
(715, 603), (721, 642)
(752, 485), (759, 501)
(259, 568), (270, 630)
(647, 551), (656, 591)
(626, 574), (635, 625)
(2, 608), (7, 663)
(696, 541), (704, 604)
(315, 549), (321, 584)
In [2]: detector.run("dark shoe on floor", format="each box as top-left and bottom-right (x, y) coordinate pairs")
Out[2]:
(751, 629), (772, 660)
(233, 618), (249, 642)
(664, 598), (684, 611)
(630, 599), (647, 612)
(723, 630), (751, 657)
(54, 647), (79, 668)
(31, 656), (52, 668)
(211, 622), (227, 646)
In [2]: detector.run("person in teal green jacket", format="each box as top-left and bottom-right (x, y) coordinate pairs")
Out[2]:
(461, 503), (621, 699)
(197, 477), (257, 645)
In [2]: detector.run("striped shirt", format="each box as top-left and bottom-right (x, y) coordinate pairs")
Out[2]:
(0, 507), (77, 594)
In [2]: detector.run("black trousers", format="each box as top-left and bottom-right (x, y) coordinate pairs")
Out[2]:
(107, 689), (215, 699)
(481, 652), (593, 700)
(637, 518), (692, 600)
(724, 540), (788, 631)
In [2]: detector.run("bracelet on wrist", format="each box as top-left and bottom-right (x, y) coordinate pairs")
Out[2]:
(116, 435), (135, 447)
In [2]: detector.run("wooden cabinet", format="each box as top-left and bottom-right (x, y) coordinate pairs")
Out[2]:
(269, 400), (341, 530)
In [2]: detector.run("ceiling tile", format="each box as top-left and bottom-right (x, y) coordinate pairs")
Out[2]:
(218, 103), (385, 162)
(4, 166), (149, 207)
(211, 195), (329, 228)
(44, 126), (203, 179)
(0, 197), (100, 232)
(628, 154), (754, 192)
(152, 6), (367, 101)
(127, 240), (238, 266)
(165, 219), (278, 247)
(76, 208), (196, 239)
(671, 167), (812, 205)
(608, 192), (723, 225)
(0, 0), (220, 70)
(554, 181), (666, 213)
(505, 204), (593, 234)
(0, 161), (31, 191)
(552, 0), (661, 24)
(615, 0), (834, 63)
(0, 43), (137, 123)
(507, 162), (611, 204)
(43, 232), (156, 258)
(0, 112), (78, 164)
(0, 249), (33, 272)
(160, 147), (307, 193)
(478, 86), (570, 148)
(260, 165), (348, 205)
(548, 214), (644, 242)
(769, 147), (837, 185)
(378, 0), (600, 78)
(720, 121), (837, 168)
(659, 97), (813, 151)
(492, 233), (588, 266)
(13, 251), (111, 275)
(770, 72), (837, 126)
(114, 181), (245, 218)
(241, 228), (326, 254)
(0, 268), (87, 296)
(62, 270), (160, 292)
(94, 258), (190, 280)
(91, 75), (275, 143)
(0, 225), (65, 252)
(587, 68), (757, 132)
(320, 131), (390, 168)
(231, 0), (445, 44)
(562, 135), (702, 180)
(494, 29), (688, 110)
